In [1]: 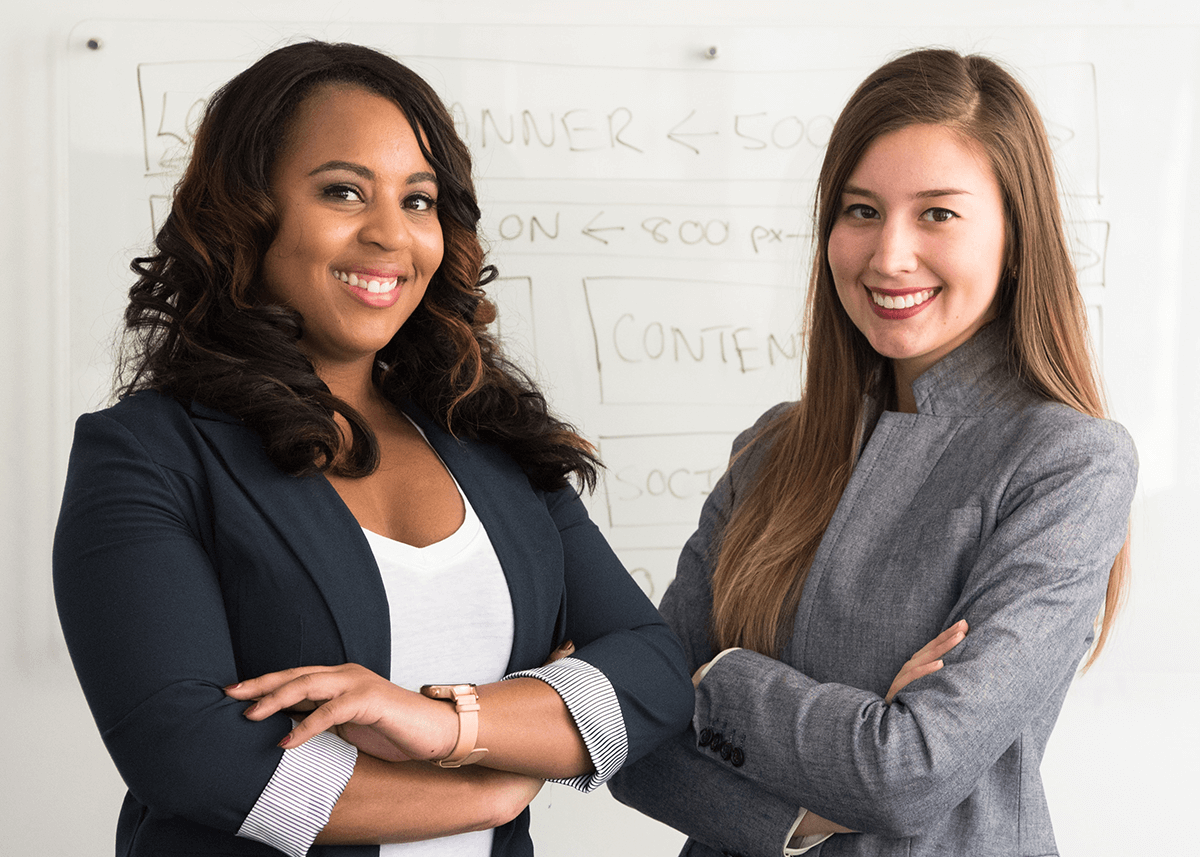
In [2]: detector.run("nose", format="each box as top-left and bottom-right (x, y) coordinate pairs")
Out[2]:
(869, 219), (919, 277)
(358, 200), (410, 251)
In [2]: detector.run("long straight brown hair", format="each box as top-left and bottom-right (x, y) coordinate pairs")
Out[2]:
(710, 49), (1129, 670)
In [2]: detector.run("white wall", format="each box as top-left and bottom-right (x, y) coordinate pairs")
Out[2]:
(3, 2), (1197, 855)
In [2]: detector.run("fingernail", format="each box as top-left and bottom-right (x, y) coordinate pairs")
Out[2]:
(223, 682), (242, 692)
(244, 703), (259, 716)
(278, 733), (292, 748)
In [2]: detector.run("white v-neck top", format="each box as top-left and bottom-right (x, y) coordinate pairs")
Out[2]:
(238, 423), (627, 857)
(363, 483), (514, 697)
(366, 479), (512, 857)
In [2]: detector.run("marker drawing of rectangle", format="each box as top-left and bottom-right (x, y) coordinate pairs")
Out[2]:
(583, 276), (803, 405)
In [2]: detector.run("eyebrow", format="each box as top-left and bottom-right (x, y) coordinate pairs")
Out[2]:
(842, 184), (971, 200)
(307, 160), (439, 186)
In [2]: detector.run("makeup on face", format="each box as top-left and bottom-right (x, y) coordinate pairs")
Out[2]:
(261, 85), (444, 373)
(827, 123), (1007, 396)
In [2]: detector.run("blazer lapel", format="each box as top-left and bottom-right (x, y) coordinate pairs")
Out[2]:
(403, 405), (563, 673)
(188, 403), (392, 676)
(788, 410), (967, 670)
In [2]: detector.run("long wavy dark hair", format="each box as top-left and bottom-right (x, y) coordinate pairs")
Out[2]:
(119, 41), (598, 491)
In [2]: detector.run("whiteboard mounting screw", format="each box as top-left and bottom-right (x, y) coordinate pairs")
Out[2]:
(86, 38), (103, 51)
(704, 45), (718, 60)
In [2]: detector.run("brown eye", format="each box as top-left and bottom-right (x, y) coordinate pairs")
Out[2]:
(405, 193), (437, 212)
(921, 207), (957, 223)
(322, 184), (363, 202)
(844, 203), (878, 220)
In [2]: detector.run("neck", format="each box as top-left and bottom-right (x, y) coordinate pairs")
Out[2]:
(892, 362), (918, 414)
(314, 357), (384, 417)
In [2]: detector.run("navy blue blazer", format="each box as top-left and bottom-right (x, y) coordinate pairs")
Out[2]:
(54, 391), (692, 857)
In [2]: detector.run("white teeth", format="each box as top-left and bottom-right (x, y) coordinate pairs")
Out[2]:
(333, 270), (398, 294)
(872, 289), (935, 310)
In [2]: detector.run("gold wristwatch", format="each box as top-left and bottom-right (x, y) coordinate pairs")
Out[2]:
(420, 683), (488, 767)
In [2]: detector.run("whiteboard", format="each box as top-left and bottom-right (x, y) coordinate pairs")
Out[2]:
(65, 18), (1199, 855)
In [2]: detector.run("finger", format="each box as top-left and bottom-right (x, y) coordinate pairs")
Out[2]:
(224, 665), (341, 700)
(243, 671), (349, 721)
(915, 634), (963, 666)
(885, 659), (944, 703)
(909, 621), (968, 665)
(544, 640), (575, 665)
(278, 698), (367, 749)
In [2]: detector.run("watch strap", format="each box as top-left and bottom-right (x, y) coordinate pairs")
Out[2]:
(422, 684), (489, 768)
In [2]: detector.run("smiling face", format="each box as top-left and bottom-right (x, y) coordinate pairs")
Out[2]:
(827, 123), (1007, 400)
(261, 85), (443, 376)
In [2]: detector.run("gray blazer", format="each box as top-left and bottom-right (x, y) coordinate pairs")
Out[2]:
(609, 324), (1137, 857)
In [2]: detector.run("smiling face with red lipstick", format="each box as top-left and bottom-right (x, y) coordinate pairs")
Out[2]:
(261, 84), (443, 376)
(828, 123), (1007, 407)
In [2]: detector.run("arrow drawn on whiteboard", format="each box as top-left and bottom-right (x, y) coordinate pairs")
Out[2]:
(582, 211), (626, 244)
(667, 110), (719, 154)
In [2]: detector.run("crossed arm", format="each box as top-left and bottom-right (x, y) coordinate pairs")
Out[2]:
(770, 621), (969, 840)
(224, 644), (588, 844)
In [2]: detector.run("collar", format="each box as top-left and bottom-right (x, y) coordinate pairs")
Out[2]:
(908, 322), (1024, 417)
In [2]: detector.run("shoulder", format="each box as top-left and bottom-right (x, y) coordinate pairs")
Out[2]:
(733, 401), (794, 451)
(72, 391), (247, 476)
(727, 401), (796, 485)
(999, 399), (1136, 472)
(76, 391), (192, 449)
(984, 400), (1138, 514)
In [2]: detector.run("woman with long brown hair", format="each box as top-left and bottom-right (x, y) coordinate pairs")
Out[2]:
(53, 41), (692, 857)
(610, 48), (1136, 856)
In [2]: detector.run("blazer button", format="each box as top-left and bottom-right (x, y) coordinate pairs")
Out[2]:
(731, 747), (745, 767)
(708, 732), (724, 752)
(698, 728), (713, 747)
(719, 741), (733, 761)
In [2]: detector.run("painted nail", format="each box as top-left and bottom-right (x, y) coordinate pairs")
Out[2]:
(244, 702), (259, 716)
(223, 682), (242, 692)
(278, 733), (292, 748)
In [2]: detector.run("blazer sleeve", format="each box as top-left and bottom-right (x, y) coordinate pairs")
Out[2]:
(609, 409), (807, 857)
(53, 410), (292, 834)
(538, 484), (696, 769)
(691, 414), (1138, 837)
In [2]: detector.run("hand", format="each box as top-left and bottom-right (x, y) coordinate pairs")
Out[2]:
(793, 807), (855, 838)
(331, 722), (414, 763)
(543, 640), (574, 665)
(885, 619), (968, 703)
(225, 663), (457, 760)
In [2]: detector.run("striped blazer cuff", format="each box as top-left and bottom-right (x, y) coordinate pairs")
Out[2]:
(506, 656), (628, 791)
(236, 728), (358, 857)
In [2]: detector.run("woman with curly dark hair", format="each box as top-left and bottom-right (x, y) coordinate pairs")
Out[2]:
(53, 41), (692, 857)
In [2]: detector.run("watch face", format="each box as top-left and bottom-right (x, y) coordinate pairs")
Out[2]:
(421, 683), (476, 699)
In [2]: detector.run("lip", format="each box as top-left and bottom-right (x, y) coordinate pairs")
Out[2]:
(333, 268), (405, 309)
(343, 266), (404, 280)
(865, 285), (939, 320)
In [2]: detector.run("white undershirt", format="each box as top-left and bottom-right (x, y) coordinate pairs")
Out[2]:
(367, 481), (513, 857)
(237, 424), (629, 857)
